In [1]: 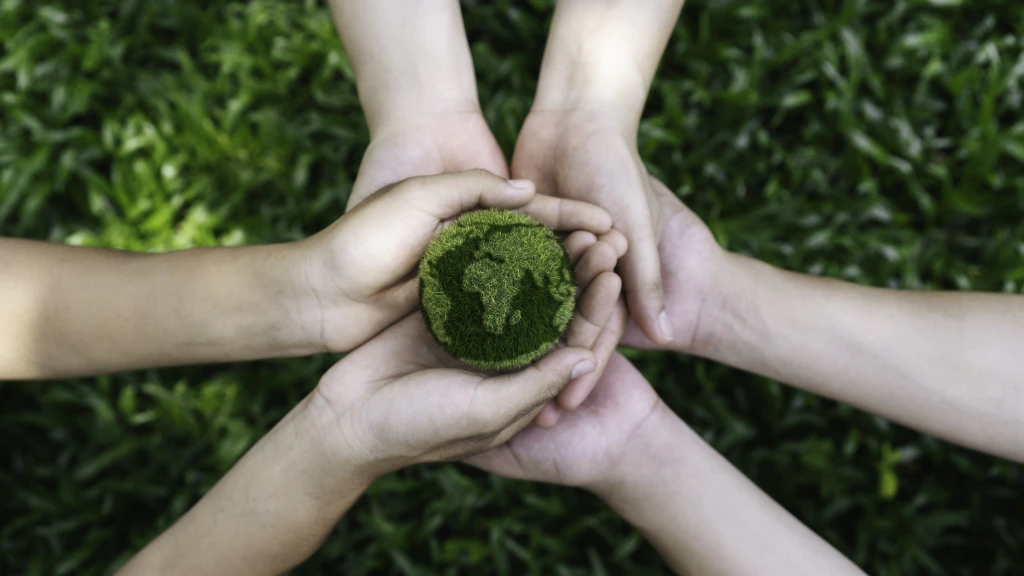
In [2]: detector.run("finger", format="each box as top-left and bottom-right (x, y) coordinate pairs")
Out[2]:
(598, 229), (628, 259)
(474, 347), (596, 427)
(619, 223), (671, 345)
(533, 402), (562, 429)
(557, 299), (628, 411)
(575, 241), (619, 291)
(517, 195), (613, 234)
(369, 169), (536, 223)
(565, 272), (621, 350)
(564, 231), (598, 265)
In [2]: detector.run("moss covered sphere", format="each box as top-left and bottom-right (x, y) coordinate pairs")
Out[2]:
(418, 209), (576, 370)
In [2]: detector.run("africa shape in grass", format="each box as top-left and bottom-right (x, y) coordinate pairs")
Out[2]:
(419, 209), (576, 370)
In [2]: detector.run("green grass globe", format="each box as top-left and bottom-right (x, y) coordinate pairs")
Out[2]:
(419, 209), (576, 370)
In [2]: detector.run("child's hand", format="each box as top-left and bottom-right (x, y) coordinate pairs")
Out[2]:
(116, 235), (623, 576)
(309, 227), (624, 475)
(297, 169), (613, 353)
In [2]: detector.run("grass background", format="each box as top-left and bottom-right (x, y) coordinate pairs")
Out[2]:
(2, 0), (1023, 573)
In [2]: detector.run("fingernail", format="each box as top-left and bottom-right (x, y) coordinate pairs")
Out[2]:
(659, 311), (674, 342)
(508, 179), (533, 189)
(571, 360), (596, 379)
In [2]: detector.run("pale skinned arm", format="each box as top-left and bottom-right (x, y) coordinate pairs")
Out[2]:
(326, 0), (477, 133)
(699, 254), (1024, 463)
(468, 353), (864, 575)
(0, 239), (318, 379)
(533, 0), (687, 126)
(326, 1), (508, 207)
(598, 401), (864, 576)
(622, 179), (1024, 464)
(513, 0), (687, 348)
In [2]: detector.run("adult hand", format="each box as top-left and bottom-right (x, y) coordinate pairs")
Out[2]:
(299, 169), (613, 353)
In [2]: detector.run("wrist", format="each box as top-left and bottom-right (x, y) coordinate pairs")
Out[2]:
(686, 251), (777, 360)
(262, 240), (334, 356)
(588, 401), (691, 502)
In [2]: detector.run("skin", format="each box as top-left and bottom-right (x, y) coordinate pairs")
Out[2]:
(467, 353), (865, 575)
(620, 178), (1024, 464)
(326, 0), (508, 207)
(513, 0), (688, 347)
(0, 170), (613, 379)
(326, 0), (685, 417)
(116, 228), (624, 576)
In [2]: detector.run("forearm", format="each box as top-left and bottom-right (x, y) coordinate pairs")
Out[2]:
(327, 0), (479, 133)
(596, 403), (863, 575)
(117, 394), (371, 576)
(533, 0), (686, 127)
(700, 253), (1024, 462)
(0, 239), (321, 379)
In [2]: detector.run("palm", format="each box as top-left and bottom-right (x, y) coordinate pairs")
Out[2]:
(466, 353), (660, 489)
(349, 111), (508, 208)
(621, 177), (723, 352)
(513, 111), (665, 339)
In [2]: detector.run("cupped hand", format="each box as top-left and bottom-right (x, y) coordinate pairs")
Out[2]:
(620, 177), (726, 354)
(465, 352), (664, 490)
(512, 110), (670, 345)
(349, 110), (508, 208)
(307, 237), (625, 477)
(299, 169), (614, 353)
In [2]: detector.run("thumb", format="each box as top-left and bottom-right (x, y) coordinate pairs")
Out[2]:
(478, 347), (597, 426)
(374, 169), (536, 223)
(620, 223), (670, 345)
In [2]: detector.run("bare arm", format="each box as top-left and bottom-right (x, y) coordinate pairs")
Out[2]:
(513, 0), (687, 347)
(115, 394), (369, 576)
(534, 0), (687, 126)
(326, 0), (479, 133)
(699, 253), (1024, 462)
(596, 401), (865, 576)
(0, 239), (318, 379)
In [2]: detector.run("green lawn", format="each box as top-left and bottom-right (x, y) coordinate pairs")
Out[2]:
(2, 0), (1023, 574)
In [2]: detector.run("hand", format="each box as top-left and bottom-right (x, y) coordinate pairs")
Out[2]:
(299, 169), (613, 353)
(310, 235), (625, 477)
(117, 237), (624, 576)
(621, 176), (727, 354)
(513, 110), (672, 345)
(466, 352), (663, 490)
(349, 109), (508, 209)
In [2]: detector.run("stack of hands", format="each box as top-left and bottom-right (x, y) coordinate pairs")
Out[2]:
(4, 2), (1022, 575)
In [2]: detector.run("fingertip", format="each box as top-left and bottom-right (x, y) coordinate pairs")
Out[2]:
(626, 286), (673, 345)
(534, 403), (562, 428)
(600, 229), (629, 258)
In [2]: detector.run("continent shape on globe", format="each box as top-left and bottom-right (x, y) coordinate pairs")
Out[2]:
(419, 209), (576, 370)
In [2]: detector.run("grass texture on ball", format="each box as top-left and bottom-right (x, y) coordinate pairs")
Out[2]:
(419, 209), (576, 370)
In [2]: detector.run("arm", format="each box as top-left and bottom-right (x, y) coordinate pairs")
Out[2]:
(622, 178), (1024, 464)
(699, 254), (1024, 463)
(468, 353), (862, 575)
(326, 0), (506, 205)
(116, 233), (623, 575)
(533, 0), (686, 128)
(115, 394), (370, 576)
(0, 239), (318, 379)
(599, 402), (864, 576)
(3, 171), (612, 380)
(512, 0), (686, 349)
(326, 0), (477, 133)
